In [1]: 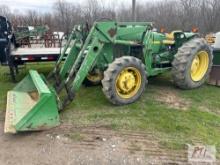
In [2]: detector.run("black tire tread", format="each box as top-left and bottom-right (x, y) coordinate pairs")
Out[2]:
(171, 38), (213, 89)
(102, 56), (147, 105)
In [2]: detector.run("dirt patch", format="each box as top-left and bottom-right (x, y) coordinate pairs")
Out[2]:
(1, 122), (220, 164)
(45, 125), (189, 164)
(198, 105), (220, 116)
(154, 88), (190, 110)
(0, 122), (191, 165)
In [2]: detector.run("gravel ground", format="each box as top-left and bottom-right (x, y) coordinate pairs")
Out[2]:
(0, 121), (201, 165)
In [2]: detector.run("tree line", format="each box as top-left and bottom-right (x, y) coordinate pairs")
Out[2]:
(0, 0), (220, 34)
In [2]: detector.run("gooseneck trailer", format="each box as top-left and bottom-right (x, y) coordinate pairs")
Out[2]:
(0, 15), (68, 82)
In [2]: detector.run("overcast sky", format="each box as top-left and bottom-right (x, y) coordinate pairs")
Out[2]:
(0, 0), (128, 12)
(0, 0), (72, 12)
(0, 0), (160, 13)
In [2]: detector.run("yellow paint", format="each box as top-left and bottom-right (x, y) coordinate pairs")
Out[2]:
(162, 40), (175, 45)
(153, 41), (161, 44)
(191, 51), (209, 81)
(115, 67), (141, 99)
(166, 32), (175, 40)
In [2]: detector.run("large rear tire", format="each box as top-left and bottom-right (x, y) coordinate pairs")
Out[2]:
(102, 56), (147, 105)
(172, 38), (213, 89)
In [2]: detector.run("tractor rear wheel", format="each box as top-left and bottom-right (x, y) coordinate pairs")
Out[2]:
(172, 38), (213, 89)
(102, 56), (147, 105)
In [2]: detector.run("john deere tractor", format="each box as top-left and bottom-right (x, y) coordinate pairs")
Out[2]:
(4, 21), (212, 133)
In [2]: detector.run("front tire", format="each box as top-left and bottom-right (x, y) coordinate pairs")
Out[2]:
(102, 56), (147, 105)
(172, 38), (213, 89)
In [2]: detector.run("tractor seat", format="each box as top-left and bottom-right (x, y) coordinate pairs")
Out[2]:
(165, 32), (175, 40)
(163, 32), (175, 45)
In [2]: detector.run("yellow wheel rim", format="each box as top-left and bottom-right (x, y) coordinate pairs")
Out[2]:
(115, 67), (142, 99)
(190, 51), (209, 81)
(87, 72), (103, 82)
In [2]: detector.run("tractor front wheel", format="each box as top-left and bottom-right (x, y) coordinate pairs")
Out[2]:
(172, 38), (213, 89)
(102, 56), (147, 105)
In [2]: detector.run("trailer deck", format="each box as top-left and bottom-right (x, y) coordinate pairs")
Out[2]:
(11, 47), (69, 61)
(5, 47), (70, 82)
(12, 48), (67, 56)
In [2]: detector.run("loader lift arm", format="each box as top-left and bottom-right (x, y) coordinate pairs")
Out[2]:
(55, 22), (117, 110)
(53, 22), (153, 110)
(47, 22), (149, 109)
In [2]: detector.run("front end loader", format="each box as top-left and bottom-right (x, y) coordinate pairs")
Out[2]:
(4, 21), (212, 133)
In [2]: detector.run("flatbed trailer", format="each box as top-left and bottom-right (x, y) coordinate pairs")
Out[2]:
(0, 15), (68, 82)
(3, 47), (69, 82)
(12, 47), (65, 62)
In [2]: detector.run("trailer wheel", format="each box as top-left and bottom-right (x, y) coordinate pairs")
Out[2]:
(172, 38), (213, 89)
(102, 56), (147, 105)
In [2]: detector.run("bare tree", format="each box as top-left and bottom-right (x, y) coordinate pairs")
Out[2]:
(1, 0), (220, 34)
(0, 5), (11, 18)
(53, 0), (74, 33)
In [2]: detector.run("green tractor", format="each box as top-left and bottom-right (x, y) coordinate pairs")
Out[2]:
(4, 22), (212, 133)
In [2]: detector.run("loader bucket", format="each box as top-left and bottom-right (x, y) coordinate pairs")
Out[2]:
(4, 70), (60, 133)
(208, 48), (220, 86)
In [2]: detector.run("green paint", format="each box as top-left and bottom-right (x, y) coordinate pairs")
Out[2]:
(4, 70), (59, 133)
(213, 49), (220, 65)
(5, 21), (198, 133)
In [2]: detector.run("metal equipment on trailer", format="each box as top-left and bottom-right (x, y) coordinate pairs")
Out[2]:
(0, 15), (67, 82)
(4, 21), (213, 133)
(1, 47), (68, 82)
(13, 25), (49, 46)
